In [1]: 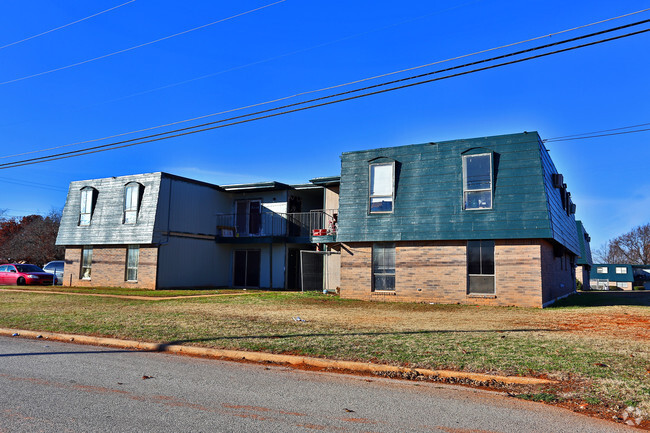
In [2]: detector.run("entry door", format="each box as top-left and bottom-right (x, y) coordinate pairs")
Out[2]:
(233, 250), (261, 287)
(235, 200), (261, 236)
(287, 248), (301, 290)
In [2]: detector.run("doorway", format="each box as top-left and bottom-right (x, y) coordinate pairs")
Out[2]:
(233, 250), (261, 287)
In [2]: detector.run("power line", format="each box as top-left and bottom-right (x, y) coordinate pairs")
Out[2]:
(0, 176), (68, 192)
(2, 24), (649, 170)
(543, 122), (650, 141)
(3, 7), (649, 160)
(0, 0), (136, 51)
(0, 1), (286, 86)
(544, 127), (650, 143)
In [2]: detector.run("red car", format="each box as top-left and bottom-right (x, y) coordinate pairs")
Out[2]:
(0, 263), (57, 286)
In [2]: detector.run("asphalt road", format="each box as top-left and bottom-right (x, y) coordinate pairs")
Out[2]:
(0, 336), (632, 433)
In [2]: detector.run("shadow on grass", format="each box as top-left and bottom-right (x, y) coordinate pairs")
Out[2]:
(153, 328), (556, 350)
(550, 291), (650, 308)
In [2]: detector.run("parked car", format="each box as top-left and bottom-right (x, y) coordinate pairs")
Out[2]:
(0, 263), (57, 286)
(43, 260), (64, 285)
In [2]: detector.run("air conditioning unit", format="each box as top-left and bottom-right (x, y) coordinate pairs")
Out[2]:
(552, 173), (564, 188)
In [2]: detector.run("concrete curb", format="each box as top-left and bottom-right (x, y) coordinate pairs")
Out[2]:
(0, 328), (555, 386)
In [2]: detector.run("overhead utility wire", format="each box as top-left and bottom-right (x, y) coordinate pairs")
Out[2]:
(2, 7), (649, 160)
(544, 127), (650, 143)
(2, 26), (649, 169)
(0, 0), (136, 51)
(2, 18), (646, 164)
(543, 122), (650, 141)
(0, 0), (286, 86)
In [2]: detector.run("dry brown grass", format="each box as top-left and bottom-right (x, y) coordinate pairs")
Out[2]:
(0, 290), (648, 420)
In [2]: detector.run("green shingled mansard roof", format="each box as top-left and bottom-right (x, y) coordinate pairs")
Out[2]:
(336, 131), (580, 255)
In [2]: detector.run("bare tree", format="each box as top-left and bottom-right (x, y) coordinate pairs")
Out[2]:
(594, 223), (650, 265)
(0, 209), (64, 266)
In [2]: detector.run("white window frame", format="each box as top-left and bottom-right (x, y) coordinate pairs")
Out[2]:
(462, 153), (493, 210)
(79, 187), (95, 226)
(597, 266), (608, 274)
(372, 243), (396, 291)
(124, 183), (141, 224)
(81, 247), (92, 280)
(369, 162), (395, 214)
(617, 282), (629, 288)
(615, 267), (627, 274)
(125, 245), (139, 282)
(467, 240), (495, 295)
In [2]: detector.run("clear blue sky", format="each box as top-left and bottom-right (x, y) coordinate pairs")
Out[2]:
(1, 0), (649, 251)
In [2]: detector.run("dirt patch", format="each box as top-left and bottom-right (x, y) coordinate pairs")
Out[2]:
(556, 313), (650, 341)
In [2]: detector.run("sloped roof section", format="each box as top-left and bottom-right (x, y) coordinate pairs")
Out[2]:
(56, 173), (163, 246)
(575, 220), (593, 266)
(336, 132), (580, 254)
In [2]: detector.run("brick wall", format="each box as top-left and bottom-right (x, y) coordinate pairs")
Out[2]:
(540, 240), (576, 304)
(63, 245), (158, 289)
(576, 265), (591, 290)
(339, 239), (547, 307)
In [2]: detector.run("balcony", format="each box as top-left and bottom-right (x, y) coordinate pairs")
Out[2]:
(216, 211), (311, 243)
(309, 209), (337, 243)
(215, 210), (337, 243)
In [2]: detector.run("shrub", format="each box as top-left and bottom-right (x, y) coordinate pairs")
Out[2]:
(632, 286), (646, 291)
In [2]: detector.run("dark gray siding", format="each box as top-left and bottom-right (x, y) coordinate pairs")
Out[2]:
(152, 175), (231, 243)
(56, 173), (162, 245)
(337, 132), (579, 253)
(538, 139), (580, 255)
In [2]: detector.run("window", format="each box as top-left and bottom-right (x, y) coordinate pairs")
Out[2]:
(126, 245), (139, 281)
(618, 282), (629, 289)
(79, 187), (96, 226)
(124, 183), (142, 224)
(369, 163), (394, 213)
(463, 153), (492, 210)
(597, 266), (608, 274)
(615, 267), (627, 274)
(467, 240), (495, 295)
(372, 243), (395, 291)
(81, 247), (92, 279)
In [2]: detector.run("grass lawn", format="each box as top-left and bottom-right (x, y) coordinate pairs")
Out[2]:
(0, 288), (648, 423)
(0, 286), (253, 297)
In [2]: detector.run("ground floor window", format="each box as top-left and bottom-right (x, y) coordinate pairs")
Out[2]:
(467, 240), (495, 295)
(372, 243), (395, 291)
(126, 245), (139, 281)
(81, 247), (92, 280)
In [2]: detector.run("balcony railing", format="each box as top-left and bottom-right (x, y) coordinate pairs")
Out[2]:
(216, 209), (338, 240)
(216, 212), (310, 238)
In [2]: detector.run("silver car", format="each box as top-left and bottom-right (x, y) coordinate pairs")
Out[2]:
(43, 260), (64, 285)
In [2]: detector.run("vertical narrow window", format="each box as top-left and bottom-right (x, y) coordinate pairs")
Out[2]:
(372, 243), (395, 291)
(79, 187), (96, 226)
(126, 245), (139, 281)
(463, 154), (492, 210)
(467, 240), (495, 294)
(369, 163), (394, 213)
(81, 247), (93, 280)
(124, 183), (142, 224)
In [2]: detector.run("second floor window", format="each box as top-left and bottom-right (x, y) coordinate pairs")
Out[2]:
(615, 267), (627, 274)
(369, 163), (394, 213)
(124, 183), (142, 224)
(463, 153), (492, 210)
(79, 187), (96, 226)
